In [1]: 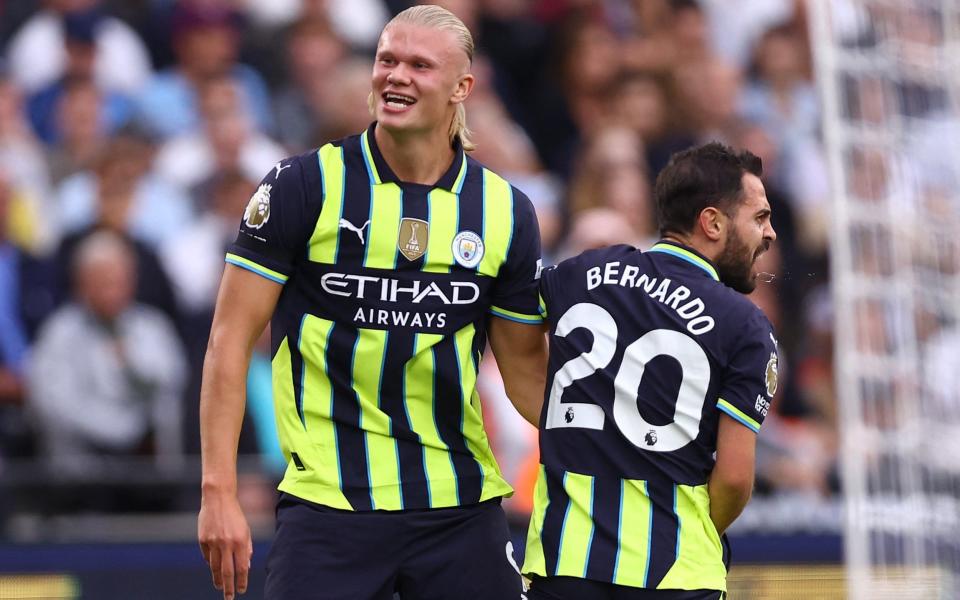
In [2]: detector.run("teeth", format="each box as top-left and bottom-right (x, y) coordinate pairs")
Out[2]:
(384, 93), (415, 104)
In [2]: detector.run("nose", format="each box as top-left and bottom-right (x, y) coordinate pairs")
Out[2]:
(765, 221), (777, 242)
(387, 65), (409, 86)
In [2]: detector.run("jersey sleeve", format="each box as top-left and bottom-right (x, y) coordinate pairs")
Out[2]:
(716, 310), (779, 433)
(489, 189), (544, 325)
(225, 155), (319, 284)
(537, 263), (559, 321)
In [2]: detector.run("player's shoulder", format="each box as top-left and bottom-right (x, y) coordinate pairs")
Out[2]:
(464, 155), (538, 224)
(558, 244), (639, 272)
(542, 245), (637, 289)
(713, 283), (775, 337)
(267, 149), (316, 179)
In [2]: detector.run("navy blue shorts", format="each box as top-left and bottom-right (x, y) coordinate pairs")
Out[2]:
(527, 577), (723, 600)
(265, 494), (524, 600)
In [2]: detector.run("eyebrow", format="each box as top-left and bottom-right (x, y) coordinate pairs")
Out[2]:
(375, 49), (438, 65)
(409, 53), (438, 65)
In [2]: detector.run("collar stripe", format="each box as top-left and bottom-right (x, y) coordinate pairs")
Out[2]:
(364, 124), (466, 192)
(452, 154), (468, 194)
(648, 243), (720, 281)
(360, 129), (381, 185)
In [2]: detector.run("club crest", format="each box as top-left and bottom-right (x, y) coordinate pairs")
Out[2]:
(398, 218), (429, 261)
(765, 352), (779, 397)
(452, 230), (484, 269)
(244, 184), (272, 229)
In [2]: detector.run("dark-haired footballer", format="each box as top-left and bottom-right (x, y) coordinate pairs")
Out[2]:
(524, 142), (778, 600)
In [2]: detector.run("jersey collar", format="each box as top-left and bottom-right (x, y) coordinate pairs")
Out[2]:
(361, 123), (468, 193)
(648, 240), (720, 281)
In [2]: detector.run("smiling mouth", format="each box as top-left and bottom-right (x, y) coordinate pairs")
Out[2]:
(382, 92), (416, 109)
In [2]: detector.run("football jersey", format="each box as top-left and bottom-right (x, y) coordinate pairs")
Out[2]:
(225, 125), (543, 511)
(523, 241), (778, 592)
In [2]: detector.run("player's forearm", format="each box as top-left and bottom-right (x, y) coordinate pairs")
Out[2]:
(708, 473), (752, 535)
(199, 335), (254, 496)
(488, 318), (548, 427)
(502, 355), (546, 426)
(504, 364), (544, 427)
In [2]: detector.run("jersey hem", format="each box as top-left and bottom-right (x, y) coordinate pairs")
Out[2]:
(278, 476), (513, 512)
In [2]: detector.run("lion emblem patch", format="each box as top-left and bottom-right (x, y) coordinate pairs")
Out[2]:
(765, 352), (779, 397)
(244, 184), (272, 229)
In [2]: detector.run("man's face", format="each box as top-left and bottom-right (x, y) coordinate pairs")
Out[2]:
(371, 22), (471, 137)
(78, 253), (136, 321)
(715, 173), (776, 294)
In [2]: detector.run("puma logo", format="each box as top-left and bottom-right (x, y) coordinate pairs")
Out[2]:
(273, 162), (292, 179)
(339, 218), (371, 245)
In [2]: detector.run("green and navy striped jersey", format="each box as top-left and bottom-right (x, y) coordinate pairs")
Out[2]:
(226, 124), (543, 511)
(524, 242), (777, 592)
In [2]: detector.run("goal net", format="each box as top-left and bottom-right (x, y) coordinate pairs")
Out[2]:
(810, 1), (960, 598)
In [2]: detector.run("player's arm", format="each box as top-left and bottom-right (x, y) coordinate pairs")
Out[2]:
(488, 317), (548, 427)
(708, 414), (758, 535)
(198, 265), (282, 600)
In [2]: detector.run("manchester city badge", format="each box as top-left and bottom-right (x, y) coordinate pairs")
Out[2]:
(452, 230), (484, 268)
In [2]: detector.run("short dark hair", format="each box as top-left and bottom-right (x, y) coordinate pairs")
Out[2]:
(654, 142), (762, 237)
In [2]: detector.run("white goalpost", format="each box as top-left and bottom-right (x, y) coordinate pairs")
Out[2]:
(811, 0), (960, 598)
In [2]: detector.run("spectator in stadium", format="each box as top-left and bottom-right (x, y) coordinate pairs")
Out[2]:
(198, 6), (547, 599)
(740, 23), (819, 150)
(608, 72), (697, 177)
(671, 57), (744, 142)
(527, 16), (623, 177)
(136, 1), (273, 140)
(557, 206), (646, 261)
(27, 230), (186, 477)
(154, 73), (286, 192)
(4, 0), (152, 97)
(162, 170), (256, 320)
(566, 126), (657, 247)
(25, 9), (134, 146)
(309, 57), (380, 144)
(54, 134), (181, 324)
(0, 77), (55, 252)
(621, 0), (713, 76)
(698, 0), (796, 68)
(0, 179), (29, 400)
(44, 77), (109, 185)
(272, 17), (346, 152)
(56, 129), (192, 251)
(0, 172), (55, 461)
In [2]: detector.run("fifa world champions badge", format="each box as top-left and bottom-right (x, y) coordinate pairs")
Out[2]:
(398, 218), (429, 261)
(452, 231), (484, 268)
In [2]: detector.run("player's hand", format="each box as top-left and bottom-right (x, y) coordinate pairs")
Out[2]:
(198, 491), (253, 599)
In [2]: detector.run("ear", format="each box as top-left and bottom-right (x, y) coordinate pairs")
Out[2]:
(698, 206), (725, 242)
(451, 73), (475, 105)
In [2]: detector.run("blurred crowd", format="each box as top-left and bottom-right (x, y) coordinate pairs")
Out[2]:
(0, 0), (955, 522)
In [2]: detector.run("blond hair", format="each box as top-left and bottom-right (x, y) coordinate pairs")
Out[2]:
(370, 4), (476, 151)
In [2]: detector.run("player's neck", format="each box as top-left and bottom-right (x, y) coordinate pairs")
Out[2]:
(661, 233), (720, 264)
(374, 124), (455, 186)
